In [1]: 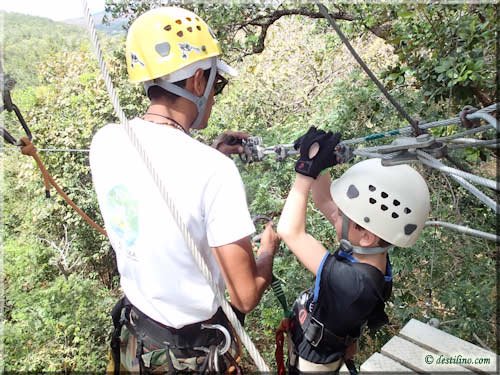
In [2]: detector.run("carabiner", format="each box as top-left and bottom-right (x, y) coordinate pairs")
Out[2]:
(194, 323), (231, 356)
(1, 74), (32, 145)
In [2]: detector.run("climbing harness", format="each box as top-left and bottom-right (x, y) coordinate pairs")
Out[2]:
(281, 249), (392, 375)
(110, 297), (242, 374)
(79, 0), (269, 371)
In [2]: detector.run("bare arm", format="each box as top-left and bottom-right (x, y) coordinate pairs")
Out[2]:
(311, 172), (337, 228)
(277, 174), (327, 275)
(212, 222), (278, 313)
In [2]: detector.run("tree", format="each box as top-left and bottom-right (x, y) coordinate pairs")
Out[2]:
(104, 1), (497, 106)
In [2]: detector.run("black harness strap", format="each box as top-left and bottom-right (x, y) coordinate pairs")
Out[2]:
(110, 297), (132, 375)
(301, 252), (389, 349)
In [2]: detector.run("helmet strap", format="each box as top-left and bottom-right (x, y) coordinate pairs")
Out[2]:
(143, 58), (218, 130)
(340, 212), (392, 255)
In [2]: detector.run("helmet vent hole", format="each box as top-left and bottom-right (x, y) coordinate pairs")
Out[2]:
(346, 184), (359, 199)
(392, 212), (399, 219)
(393, 199), (400, 206)
(164, 25), (172, 31)
(177, 31), (184, 37)
(404, 224), (417, 235)
(201, 45), (207, 52)
(196, 17), (200, 21)
(381, 192), (388, 198)
(186, 17), (192, 21)
(364, 217), (370, 223)
(369, 198), (377, 204)
(187, 27), (193, 32)
(197, 25), (202, 31)
(381, 204), (388, 211)
(404, 207), (412, 214)
(176, 19), (182, 24)
(368, 185), (376, 192)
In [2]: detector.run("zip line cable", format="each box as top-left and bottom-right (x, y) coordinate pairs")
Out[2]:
(79, 0), (269, 371)
(316, 2), (421, 135)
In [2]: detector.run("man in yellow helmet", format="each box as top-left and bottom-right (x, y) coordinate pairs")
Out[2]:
(89, 7), (279, 373)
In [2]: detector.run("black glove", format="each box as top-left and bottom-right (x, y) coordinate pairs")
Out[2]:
(295, 127), (342, 178)
(293, 126), (325, 151)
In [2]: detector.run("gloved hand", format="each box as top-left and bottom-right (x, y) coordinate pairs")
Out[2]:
(293, 126), (326, 151)
(294, 127), (342, 178)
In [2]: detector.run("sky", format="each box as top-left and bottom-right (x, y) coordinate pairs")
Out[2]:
(0, 0), (105, 21)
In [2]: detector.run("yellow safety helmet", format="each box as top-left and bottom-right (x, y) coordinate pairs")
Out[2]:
(125, 7), (236, 129)
(126, 7), (223, 83)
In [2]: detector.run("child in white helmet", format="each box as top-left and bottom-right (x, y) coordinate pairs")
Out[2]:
(277, 126), (430, 374)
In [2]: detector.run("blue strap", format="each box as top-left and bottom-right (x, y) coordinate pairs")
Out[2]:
(337, 249), (359, 263)
(385, 255), (393, 282)
(312, 252), (330, 304)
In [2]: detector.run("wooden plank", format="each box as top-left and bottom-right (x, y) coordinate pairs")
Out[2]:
(399, 319), (497, 373)
(360, 352), (415, 373)
(381, 335), (472, 373)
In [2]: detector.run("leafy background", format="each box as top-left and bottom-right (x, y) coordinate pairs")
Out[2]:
(1, 2), (497, 371)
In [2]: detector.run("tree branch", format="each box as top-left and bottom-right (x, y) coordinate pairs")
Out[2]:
(235, 8), (358, 54)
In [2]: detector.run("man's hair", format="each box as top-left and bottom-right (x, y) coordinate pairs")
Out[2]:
(147, 69), (211, 102)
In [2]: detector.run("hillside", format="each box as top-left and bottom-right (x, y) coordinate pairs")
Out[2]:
(63, 10), (127, 35)
(2, 12), (85, 88)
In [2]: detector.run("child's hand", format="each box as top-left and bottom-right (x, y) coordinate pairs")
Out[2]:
(294, 127), (342, 178)
(257, 221), (280, 257)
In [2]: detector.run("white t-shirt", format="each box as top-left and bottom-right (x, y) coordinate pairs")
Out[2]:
(90, 118), (255, 328)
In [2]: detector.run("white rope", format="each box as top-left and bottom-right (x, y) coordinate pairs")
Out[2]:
(425, 221), (499, 243)
(416, 152), (497, 213)
(80, 1), (269, 371)
(416, 150), (497, 191)
(437, 124), (494, 142)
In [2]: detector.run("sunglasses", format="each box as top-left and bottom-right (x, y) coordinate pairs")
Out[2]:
(214, 74), (228, 96)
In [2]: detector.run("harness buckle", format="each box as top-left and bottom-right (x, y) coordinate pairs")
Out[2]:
(304, 315), (324, 348)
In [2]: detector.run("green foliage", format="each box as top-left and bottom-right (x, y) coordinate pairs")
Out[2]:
(377, 4), (496, 105)
(3, 240), (116, 371)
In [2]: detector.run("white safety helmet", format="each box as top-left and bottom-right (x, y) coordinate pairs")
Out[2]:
(330, 158), (430, 248)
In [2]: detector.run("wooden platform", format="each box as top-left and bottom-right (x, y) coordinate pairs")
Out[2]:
(340, 318), (498, 374)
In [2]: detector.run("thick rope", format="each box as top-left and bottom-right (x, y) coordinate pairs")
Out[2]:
(19, 137), (107, 236)
(437, 124), (494, 142)
(416, 150), (497, 191)
(417, 152), (497, 213)
(343, 104), (498, 146)
(425, 221), (499, 243)
(80, 0), (269, 371)
(448, 139), (499, 149)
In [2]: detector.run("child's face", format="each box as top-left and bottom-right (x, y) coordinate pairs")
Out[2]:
(330, 199), (366, 246)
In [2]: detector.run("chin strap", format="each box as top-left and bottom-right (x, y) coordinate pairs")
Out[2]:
(143, 57), (218, 130)
(340, 212), (392, 255)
